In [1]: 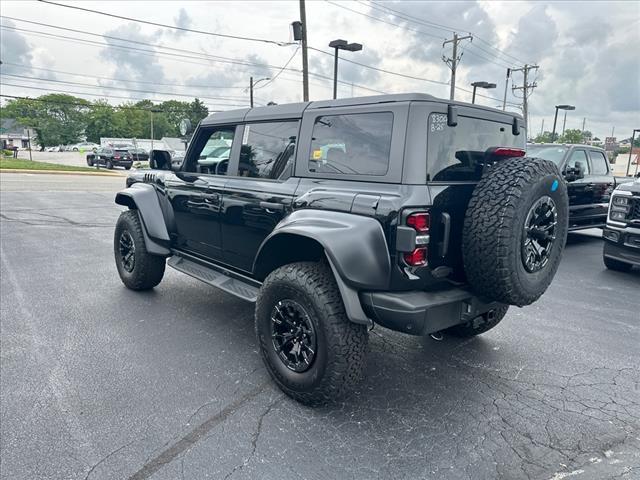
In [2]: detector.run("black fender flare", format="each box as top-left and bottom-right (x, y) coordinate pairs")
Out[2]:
(254, 210), (391, 325)
(115, 183), (171, 256)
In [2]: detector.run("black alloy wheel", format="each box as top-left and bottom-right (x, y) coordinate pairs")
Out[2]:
(522, 196), (557, 273)
(270, 299), (317, 373)
(118, 230), (136, 273)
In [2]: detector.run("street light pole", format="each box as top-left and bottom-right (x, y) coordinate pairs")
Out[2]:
(627, 129), (640, 177)
(329, 39), (363, 99)
(470, 81), (496, 104)
(249, 77), (270, 107)
(551, 105), (575, 142)
(562, 110), (568, 136)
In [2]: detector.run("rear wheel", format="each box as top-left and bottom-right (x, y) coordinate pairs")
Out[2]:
(603, 255), (633, 272)
(446, 305), (509, 337)
(87, 157), (94, 167)
(114, 210), (166, 290)
(106, 160), (113, 169)
(463, 157), (569, 306)
(255, 262), (368, 406)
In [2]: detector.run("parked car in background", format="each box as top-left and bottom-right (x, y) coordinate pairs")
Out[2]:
(603, 177), (640, 272)
(71, 142), (100, 152)
(128, 148), (149, 162)
(526, 144), (632, 230)
(86, 147), (133, 169)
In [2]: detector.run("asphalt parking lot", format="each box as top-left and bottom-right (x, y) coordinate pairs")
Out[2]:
(1, 172), (638, 480)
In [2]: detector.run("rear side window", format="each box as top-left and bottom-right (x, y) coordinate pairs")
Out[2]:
(308, 112), (393, 176)
(589, 150), (608, 174)
(427, 114), (524, 181)
(238, 121), (298, 179)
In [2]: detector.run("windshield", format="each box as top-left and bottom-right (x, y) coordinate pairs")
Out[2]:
(526, 145), (568, 165)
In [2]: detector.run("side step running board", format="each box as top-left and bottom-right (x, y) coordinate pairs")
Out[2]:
(168, 255), (260, 302)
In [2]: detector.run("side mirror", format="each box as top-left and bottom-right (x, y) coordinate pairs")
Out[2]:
(149, 149), (172, 170)
(564, 165), (584, 182)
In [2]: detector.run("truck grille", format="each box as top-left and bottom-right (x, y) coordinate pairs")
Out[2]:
(631, 198), (640, 220)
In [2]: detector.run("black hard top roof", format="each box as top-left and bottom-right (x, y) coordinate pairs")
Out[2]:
(200, 92), (521, 126)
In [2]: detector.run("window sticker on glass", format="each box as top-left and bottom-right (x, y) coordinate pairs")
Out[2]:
(312, 149), (322, 160)
(429, 113), (447, 133)
(242, 125), (250, 144)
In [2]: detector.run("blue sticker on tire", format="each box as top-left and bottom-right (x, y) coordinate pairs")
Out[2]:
(551, 179), (558, 192)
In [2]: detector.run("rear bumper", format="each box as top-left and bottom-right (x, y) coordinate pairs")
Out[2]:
(360, 288), (504, 336)
(603, 224), (640, 266)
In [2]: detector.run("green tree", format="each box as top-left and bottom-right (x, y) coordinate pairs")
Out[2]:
(1, 94), (89, 148)
(85, 100), (116, 143)
(533, 131), (554, 143)
(558, 129), (584, 144)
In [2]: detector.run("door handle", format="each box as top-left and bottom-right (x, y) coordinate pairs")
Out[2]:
(260, 201), (284, 212)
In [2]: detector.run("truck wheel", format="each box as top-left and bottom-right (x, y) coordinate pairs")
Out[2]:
(463, 157), (568, 306)
(603, 255), (633, 272)
(87, 158), (94, 166)
(255, 262), (368, 406)
(445, 305), (509, 337)
(114, 210), (166, 290)
(106, 160), (113, 169)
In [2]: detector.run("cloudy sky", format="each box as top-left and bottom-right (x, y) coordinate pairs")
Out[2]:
(1, 0), (638, 140)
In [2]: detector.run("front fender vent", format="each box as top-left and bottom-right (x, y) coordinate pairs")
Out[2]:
(143, 173), (157, 184)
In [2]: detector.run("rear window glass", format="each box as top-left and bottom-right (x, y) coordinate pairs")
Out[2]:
(427, 114), (524, 181)
(309, 112), (393, 176)
(526, 145), (568, 165)
(115, 150), (129, 155)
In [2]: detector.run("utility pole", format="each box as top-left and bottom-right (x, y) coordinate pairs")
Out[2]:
(502, 68), (511, 111)
(299, 0), (309, 101)
(442, 33), (473, 101)
(540, 119), (544, 137)
(511, 64), (539, 128)
(150, 110), (154, 151)
(250, 76), (254, 108)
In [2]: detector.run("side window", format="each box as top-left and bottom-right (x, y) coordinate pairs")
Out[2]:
(566, 150), (590, 175)
(308, 112), (393, 176)
(238, 121), (298, 179)
(589, 150), (608, 175)
(186, 127), (235, 174)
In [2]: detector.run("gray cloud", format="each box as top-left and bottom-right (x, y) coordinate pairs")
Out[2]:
(0, 20), (34, 75)
(100, 23), (166, 95)
(507, 5), (558, 63)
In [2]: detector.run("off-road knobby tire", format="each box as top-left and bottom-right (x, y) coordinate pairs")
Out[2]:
(114, 210), (166, 290)
(463, 157), (568, 306)
(255, 262), (368, 406)
(603, 255), (633, 272)
(445, 305), (509, 337)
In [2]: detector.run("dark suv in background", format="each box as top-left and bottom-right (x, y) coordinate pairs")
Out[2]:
(87, 147), (133, 170)
(526, 144), (616, 230)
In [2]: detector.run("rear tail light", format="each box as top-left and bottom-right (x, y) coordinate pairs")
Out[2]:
(403, 247), (427, 267)
(403, 211), (430, 266)
(491, 147), (526, 158)
(406, 212), (430, 233)
(114, 155), (121, 160)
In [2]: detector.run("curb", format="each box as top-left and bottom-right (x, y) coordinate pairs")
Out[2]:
(0, 168), (125, 177)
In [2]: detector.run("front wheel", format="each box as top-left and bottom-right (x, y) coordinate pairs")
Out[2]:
(106, 160), (113, 169)
(114, 210), (166, 290)
(255, 262), (368, 406)
(87, 158), (94, 167)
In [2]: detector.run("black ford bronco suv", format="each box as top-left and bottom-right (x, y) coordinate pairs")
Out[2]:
(113, 94), (569, 405)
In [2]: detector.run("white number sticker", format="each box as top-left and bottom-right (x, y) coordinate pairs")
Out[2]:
(429, 114), (447, 133)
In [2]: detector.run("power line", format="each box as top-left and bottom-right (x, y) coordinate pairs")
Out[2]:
(255, 47), (301, 90)
(366, 0), (529, 65)
(0, 20), (385, 96)
(37, 0), (294, 46)
(0, 73), (258, 104)
(0, 82), (249, 108)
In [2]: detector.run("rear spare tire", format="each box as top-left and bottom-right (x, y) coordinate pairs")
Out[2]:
(462, 157), (568, 306)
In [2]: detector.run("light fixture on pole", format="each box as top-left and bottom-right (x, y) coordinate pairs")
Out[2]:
(249, 76), (270, 107)
(470, 81), (496, 104)
(329, 39), (362, 99)
(551, 105), (575, 142)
